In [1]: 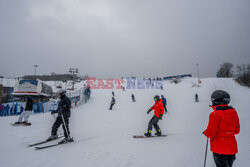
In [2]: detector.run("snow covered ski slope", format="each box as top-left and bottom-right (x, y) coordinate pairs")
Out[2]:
(0, 78), (249, 167)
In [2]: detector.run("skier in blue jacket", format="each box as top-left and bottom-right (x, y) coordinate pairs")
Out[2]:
(161, 95), (167, 113)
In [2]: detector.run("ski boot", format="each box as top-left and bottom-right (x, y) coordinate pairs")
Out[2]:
(22, 122), (31, 126)
(58, 137), (74, 144)
(46, 134), (58, 141)
(144, 130), (152, 137)
(155, 129), (162, 136)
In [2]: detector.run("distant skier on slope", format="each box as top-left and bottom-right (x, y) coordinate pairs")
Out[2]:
(144, 95), (165, 137)
(131, 94), (136, 102)
(195, 93), (199, 102)
(203, 90), (240, 167)
(161, 95), (167, 113)
(109, 97), (115, 110)
(84, 86), (91, 103)
(14, 97), (33, 126)
(47, 90), (73, 144)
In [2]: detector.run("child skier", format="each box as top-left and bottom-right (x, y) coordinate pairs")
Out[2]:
(203, 90), (240, 167)
(145, 95), (165, 137)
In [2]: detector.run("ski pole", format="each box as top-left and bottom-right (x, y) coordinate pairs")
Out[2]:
(203, 137), (209, 167)
(61, 114), (70, 139)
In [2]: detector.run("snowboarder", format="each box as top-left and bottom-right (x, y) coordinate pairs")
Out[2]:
(195, 93), (199, 102)
(112, 91), (115, 97)
(203, 90), (240, 167)
(14, 97), (33, 125)
(144, 95), (165, 137)
(161, 95), (167, 113)
(131, 94), (136, 102)
(47, 90), (73, 143)
(109, 97), (115, 110)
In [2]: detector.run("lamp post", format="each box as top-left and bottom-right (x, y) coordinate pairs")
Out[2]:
(69, 68), (78, 91)
(196, 63), (200, 87)
(34, 65), (38, 76)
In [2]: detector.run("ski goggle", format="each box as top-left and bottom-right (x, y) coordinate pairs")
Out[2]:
(154, 98), (158, 101)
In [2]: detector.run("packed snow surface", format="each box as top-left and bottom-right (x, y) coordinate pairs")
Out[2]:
(0, 78), (249, 167)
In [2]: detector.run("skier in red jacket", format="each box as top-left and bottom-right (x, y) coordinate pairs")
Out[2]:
(204, 90), (240, 167)
(144, 95), (165, 137)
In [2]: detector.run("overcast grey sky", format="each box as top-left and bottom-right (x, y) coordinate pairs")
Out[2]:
(0, 0), (249, 78)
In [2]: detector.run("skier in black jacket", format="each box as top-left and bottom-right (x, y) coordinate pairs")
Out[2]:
(109, 97), (115, 110)
(131, 94), (136, 102)
(47, 90), (73, 143)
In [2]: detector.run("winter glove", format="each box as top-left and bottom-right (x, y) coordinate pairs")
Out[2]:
(159, 114), (163, 120)
(50, 110), (56, 115)
(147, 109), (151, 114)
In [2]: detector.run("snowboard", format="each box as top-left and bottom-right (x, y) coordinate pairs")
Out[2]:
(133, 134), (167, 138)
(10, 123), (31, 126)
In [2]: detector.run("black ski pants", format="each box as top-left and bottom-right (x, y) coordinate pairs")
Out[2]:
(109, 103), (114, 110)
(148, 115), (160, 132)
(52, 116), (70, 138)
(213, 153), (236, 167)
(163, 104), (167, 113)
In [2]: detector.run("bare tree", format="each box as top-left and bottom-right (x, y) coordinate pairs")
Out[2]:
(235, 64), (250, 87)
(217, 62), (234, 78)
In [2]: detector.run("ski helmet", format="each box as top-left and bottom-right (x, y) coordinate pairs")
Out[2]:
(57, 90), (66, 98)
(211, 90), (230, 105)
(154, 95), (160, 101)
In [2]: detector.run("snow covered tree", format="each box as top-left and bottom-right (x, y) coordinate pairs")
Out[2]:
(217, 63), (234, 78)
(236, 64), (250, 87)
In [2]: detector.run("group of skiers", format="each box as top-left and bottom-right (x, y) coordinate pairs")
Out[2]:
(14, 90), (74, 144)
(143, 90), (240, 167)
(11, 88), (240, 167)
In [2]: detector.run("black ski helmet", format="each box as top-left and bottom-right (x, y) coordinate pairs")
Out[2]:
(58, 90), (66, 98)
(211, 90), (230, 105)
(154, 95), (160, 101)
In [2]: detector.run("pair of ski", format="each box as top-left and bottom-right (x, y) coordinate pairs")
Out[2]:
(30, 134), (165, 149)
(28, 136), (72, 150)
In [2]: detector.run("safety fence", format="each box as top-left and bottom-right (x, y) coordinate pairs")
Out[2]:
(0, 87), (90, 117)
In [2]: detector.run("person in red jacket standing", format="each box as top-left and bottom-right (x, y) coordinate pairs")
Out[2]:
(144, 95), (165, 137)
(204, 90), (240, 167)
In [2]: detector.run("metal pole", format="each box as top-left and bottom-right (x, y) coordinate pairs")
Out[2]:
(196, 63), (200, 86)
(61, 114), (70, 138)
(203, 138), (209, 167)
(34, 65), (38, 76)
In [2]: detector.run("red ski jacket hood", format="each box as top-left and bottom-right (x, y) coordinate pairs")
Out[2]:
(204, 104), (240, 155)
(150, 99), (165, 118)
